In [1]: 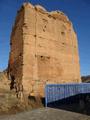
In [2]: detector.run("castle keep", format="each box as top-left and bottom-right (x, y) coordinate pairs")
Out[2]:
(8, 3), (81, 98)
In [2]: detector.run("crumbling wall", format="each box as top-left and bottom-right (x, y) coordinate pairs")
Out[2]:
(8, 3), (81, 99)
(8, 6), (24, 97)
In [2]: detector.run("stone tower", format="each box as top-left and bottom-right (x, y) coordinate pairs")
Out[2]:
(8, 3), (81, 98)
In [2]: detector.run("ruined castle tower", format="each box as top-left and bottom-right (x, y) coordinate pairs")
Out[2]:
(8, 3), (81, 98)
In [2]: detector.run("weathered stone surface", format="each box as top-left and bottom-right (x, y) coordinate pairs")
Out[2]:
(8, 2), (81, 99)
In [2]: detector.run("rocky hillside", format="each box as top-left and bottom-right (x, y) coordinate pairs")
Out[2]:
(0, 71), (9, 89)
(0, 71), (23, 114)
(81, 75), (90, 83)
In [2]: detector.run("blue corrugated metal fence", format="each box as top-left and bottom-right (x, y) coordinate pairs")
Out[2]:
(45, 83), (90, 107)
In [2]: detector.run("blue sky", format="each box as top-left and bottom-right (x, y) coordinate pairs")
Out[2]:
(0, 0), (90, 76)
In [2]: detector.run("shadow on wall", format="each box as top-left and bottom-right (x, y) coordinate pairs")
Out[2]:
(47, 93), (90, 116)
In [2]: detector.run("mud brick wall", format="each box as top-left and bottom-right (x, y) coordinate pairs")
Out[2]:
(8, 3), (81, 98)
(8, 7), (24, 91)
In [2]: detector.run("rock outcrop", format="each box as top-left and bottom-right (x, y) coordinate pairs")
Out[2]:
(82, 75), (90, 83)
(8, 2), (81, 100)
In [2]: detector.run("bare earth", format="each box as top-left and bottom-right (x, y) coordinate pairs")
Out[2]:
(0, 108), (90, 120)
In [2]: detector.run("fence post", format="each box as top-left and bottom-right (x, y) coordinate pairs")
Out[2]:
(45, 85), (47, 107)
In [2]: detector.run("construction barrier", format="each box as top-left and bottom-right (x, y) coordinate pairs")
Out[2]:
(45, 83), (90, 107)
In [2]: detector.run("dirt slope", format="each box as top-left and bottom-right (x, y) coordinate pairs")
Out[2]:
(0, 71), (22, 114)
